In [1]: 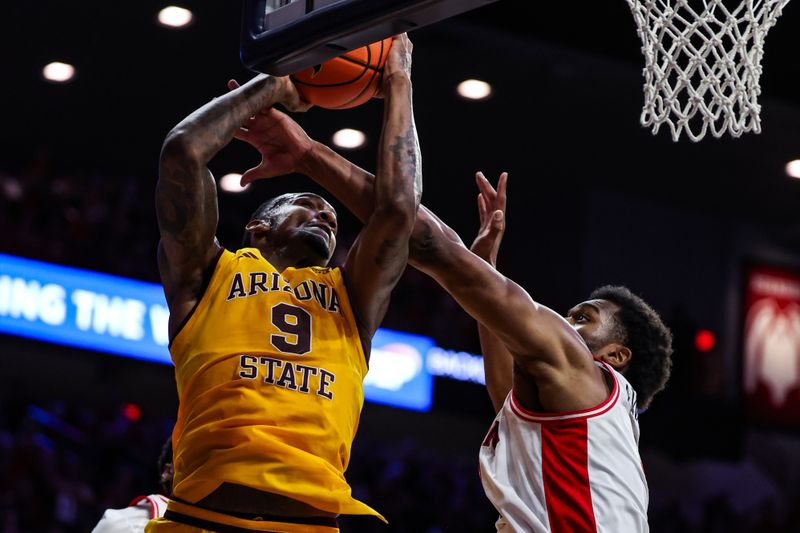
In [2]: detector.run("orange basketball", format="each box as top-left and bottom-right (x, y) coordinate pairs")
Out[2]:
(290, 37), (394, 110)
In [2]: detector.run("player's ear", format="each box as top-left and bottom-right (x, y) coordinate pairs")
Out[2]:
(596, 343), (632, 370)
(245, 219), (271, 244)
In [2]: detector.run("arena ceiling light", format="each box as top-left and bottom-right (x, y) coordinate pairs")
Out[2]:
(42, 62), (75, 83)
(457, 79), (492, 100)
(332, 129), (366, 150)
(158, 6), (194, 28)
(785, 159), (800, 179)
(219, 173), (250, 193)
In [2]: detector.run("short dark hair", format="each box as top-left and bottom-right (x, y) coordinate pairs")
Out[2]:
(157, 436), (173, 495)
(590, 285), (673, 410)
(240, 193), (302, 247)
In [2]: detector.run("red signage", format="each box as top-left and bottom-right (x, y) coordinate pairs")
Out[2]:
(743, 265), (800, 429)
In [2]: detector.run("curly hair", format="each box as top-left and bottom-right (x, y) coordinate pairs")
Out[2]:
(590, 285), (673, 410)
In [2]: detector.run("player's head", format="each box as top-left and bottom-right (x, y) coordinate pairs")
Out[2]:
(566, 285), (673, 409)
(242, 192), (338, 266)
(157, 436), (174, 496)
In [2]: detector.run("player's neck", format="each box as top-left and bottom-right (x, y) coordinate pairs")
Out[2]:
(259, 246), (324, 272)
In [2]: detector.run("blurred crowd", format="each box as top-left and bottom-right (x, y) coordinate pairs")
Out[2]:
(0, 159), (155, 283)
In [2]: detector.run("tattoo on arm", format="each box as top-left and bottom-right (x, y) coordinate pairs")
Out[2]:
(388, 129), (419, 179)
(156, 157), (219, 268)
(156, 175), (191, 237)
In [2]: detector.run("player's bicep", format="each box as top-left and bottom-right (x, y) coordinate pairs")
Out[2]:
(343, 211), (412, 339)
(155, 155), (220, 276)
(434, 247), (584, 374)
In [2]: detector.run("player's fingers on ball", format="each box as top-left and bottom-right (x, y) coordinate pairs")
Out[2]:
(228, 79), (240, 90)
(290, 100), (313, 112)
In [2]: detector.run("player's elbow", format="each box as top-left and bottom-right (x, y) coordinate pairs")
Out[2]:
(409, 225), (441, 268)
(372, 201), (416, 235)
(408, 210), (455, 270)
(160, 128), (205, 168)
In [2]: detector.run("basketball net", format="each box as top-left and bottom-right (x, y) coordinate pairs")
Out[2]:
(626, 0), (791, 141)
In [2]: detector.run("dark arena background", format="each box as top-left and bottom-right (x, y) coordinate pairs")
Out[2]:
(3, 2), (800, 531)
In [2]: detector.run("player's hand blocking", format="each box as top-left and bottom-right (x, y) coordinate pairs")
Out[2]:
(470, 171), (508, 267)
(227, 80), (314, 186)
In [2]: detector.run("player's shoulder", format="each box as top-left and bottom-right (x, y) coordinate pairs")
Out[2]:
(596, 360), (640, 418)
(231, 247), (260, 261)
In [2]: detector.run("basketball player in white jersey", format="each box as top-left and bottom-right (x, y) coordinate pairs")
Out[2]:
(226, 106), (674, 533)
(466, 175), (672, 532)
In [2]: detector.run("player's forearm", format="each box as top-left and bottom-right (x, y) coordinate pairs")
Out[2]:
(374, 75), (421, 221)
(303, 78), (422, 218)
(478, 322), (515, 413)
(164, 75), (289, 166)
(157, 75), (285, 236)
(299, 103), (465, 270)
(300, 142), (375, 223)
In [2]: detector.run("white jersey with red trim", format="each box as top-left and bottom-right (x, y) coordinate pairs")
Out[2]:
(478, 361), (648, 533)
(91, 495), (169, 533)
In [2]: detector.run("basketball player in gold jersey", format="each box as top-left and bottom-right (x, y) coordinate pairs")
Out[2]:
(148, 34), (419, 533)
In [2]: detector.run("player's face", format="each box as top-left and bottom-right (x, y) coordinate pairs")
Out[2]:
(565, 299), (622, 353)
(273, 194), (338, 261)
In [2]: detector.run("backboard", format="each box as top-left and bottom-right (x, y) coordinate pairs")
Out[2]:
(241, 0), (502, 76)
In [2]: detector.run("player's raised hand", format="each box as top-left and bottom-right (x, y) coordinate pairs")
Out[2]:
(377, 33), (413, 97)
(278, 76), (314, 113)
(228, 79), (315, 186)
(470, 171), (508, 268)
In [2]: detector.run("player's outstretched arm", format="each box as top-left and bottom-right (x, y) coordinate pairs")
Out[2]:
(469, 173), (514, 413)
(156, 74), (307, 338)
(343, 34), (422, 346)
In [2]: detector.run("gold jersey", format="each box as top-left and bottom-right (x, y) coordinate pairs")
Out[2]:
(168, 247), (381, 520)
